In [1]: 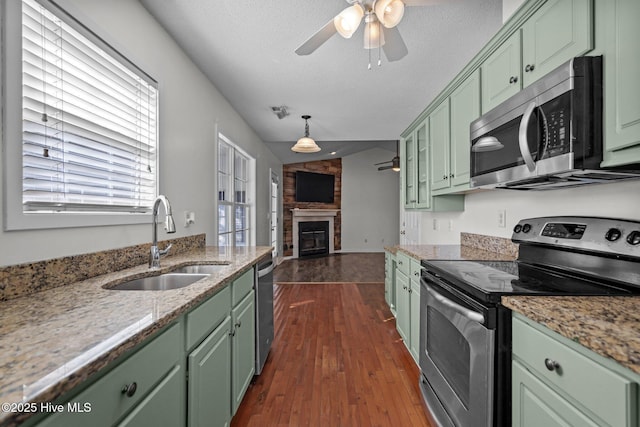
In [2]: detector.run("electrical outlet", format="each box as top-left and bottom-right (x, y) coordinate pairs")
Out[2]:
(497, 209), (507, 228)
(448, 220), (453, 231)
(433, 218), (438, 230)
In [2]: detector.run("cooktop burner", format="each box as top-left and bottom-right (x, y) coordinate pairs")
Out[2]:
(422, 260), (634, 303)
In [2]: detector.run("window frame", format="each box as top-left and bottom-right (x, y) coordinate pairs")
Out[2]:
(2, 0), (159, 231)
(217, 133), (255, 248)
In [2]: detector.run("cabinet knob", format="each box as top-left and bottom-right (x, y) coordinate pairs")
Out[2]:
(403, 286), (407, 290)
(414, 271), (419, 276)
(525, 64), (535, 72)
(235, 321), (242, 328)
(229, 329), (236, 337)
(450, 173), (454, 178)
(121, 382), (137, 398)
(544, 358), (561, 372)
(509, 76), (518, 84)
(408, 288), (412, 294)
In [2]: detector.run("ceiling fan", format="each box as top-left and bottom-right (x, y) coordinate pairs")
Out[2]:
(376, 140), (401, 171)
(295, 0), (443, 65)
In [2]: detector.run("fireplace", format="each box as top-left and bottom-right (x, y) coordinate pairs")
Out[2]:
(290, 209), (339, 259)
(298, 221), (329, 258)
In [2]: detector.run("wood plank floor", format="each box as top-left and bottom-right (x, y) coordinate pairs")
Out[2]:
(273, 253), (385, 284)
(231, 280), (433, 426)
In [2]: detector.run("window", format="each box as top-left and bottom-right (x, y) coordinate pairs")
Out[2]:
(3, 0), (158, 230)
(218, 134), (255, 247)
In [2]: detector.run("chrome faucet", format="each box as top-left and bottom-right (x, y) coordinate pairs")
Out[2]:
(150, 195), (176, 269)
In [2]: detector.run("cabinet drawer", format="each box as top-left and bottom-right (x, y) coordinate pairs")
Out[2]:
(396, 252), (411, 277)
(186, 286), (230, 351)
(38, 322), (183, 427)
(512, 316), (636, 426)
(409, 258), (422, 282)
(232, 268), (254, 307)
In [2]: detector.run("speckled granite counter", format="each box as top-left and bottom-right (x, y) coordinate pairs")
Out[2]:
(503, 296), (640, 375)
(0, 246), (271, 427)
(394, 244), (517, 262)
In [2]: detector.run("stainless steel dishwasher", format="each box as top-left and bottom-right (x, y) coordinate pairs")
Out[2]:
(255, 254), (274, 374)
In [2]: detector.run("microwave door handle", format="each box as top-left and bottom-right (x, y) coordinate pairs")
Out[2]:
(519, 101), (537, 172)
(427, 286), (485, 324)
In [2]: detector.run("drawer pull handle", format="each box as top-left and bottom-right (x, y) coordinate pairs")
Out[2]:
(544, 358), (560, 372)
(121, 382), (137, 398)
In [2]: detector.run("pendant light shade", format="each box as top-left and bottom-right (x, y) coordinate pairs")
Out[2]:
(364, 14), (385, 49)
(334, 4), (364, 38)
(291, 115), (321, 153)
(374, 0), (405, 29)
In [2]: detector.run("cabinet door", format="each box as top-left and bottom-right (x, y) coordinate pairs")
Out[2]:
(118, 365), (186, 427)
(188, 317), (232, 427)
(602, 0), (640, 165)
(231, 291), (255, 415)
(521, 0), (593, 87)
(449, 69), (480, 191)
(481, 30), (521, 113)
(395, 269), (410, 344)
(415, 120), (430, 209)
(512, 361), (600, 427)
(430, 99), (451, 192)
(409, 279), (421, 365)
(402, 134), (416, 208)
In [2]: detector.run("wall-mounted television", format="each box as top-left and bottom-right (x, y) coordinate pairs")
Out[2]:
(295, 171), (335, 203)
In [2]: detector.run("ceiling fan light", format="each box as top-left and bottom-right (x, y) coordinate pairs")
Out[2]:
(375, 0), (405, 28)
(334, 4), (364, 39)
(291, 137), (321, 153)
(364, 18), (385, 49)
(392, 156), (400, 171)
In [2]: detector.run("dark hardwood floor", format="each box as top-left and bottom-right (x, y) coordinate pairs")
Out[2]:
(273, 253), (385, 283)
(231, 254), (433, 426)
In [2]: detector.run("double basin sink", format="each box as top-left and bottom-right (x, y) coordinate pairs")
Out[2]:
(106, 264), (230, 291)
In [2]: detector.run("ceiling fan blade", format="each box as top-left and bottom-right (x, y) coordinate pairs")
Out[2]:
(374, 160), (393, 166)
(295, 19), (337, 56)
(378, 165), (393, 171)
(382, 26), (408, 62)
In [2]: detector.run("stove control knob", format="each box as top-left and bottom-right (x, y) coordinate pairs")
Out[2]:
(522, 224), (532, 233)
(627, 230), (640, 246)
(513, 224), (522, 233)
(605, 228), (622, 242)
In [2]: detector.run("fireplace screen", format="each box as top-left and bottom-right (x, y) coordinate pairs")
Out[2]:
(298, 221), (330, 258)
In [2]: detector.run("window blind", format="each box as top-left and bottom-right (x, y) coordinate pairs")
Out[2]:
(21, 0), (158, 213)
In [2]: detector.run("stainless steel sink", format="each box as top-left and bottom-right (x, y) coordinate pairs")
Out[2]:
(171, 264), (230, 274)
(108, 273), (209, 291)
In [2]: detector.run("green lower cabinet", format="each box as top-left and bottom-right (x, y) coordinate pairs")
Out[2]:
(394, 268), (410, 344)
(408, 278), (421, 364)
(188, 317), (232, 427)
(118, 365), (186, 427)
(512, 361), (600, 427)
(384, 250), (396, 314)
(512, 314), (639, 427)
(34, 321), (185, 427)
(231, 290), (255, 415)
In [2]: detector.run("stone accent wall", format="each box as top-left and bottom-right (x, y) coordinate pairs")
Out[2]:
(283, 159), (342, 257)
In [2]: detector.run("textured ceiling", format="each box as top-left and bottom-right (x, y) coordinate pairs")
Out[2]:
(140, 0), (502, 163)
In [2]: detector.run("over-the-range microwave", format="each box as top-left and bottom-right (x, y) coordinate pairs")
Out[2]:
(469, 56), (640, 190)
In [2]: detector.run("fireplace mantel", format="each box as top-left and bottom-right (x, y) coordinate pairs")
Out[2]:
(290, 209), (339, 258)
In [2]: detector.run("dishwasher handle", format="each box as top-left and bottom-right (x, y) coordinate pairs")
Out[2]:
(258, 260), (274, 278)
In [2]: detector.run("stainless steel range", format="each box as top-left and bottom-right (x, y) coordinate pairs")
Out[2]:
(419, 216), (640, 427)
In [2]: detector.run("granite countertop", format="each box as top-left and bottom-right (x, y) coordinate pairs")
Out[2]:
(503, 296), (640, 376)
(0, 246), (271, 427)
(385, 244), (517, 262)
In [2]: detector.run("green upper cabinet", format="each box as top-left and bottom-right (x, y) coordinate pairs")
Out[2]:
(433, 69), (481, 195)
(481, 30), (522, 113)
(402, 133), (416, 208)
(430, 99), (451, 193)
(481, 0), (593, 113)
(601, 0), (640, 166)
(415, 120), (430, 208)
(521, 0), (593, 86)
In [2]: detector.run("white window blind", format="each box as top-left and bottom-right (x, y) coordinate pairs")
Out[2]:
(21, 0), (158, 214)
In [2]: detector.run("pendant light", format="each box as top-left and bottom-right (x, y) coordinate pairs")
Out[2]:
(291, 115), (321, 153)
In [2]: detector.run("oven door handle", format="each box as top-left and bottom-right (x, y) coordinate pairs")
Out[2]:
(518, 101), (537, 172)
(427, 287), (485, 324)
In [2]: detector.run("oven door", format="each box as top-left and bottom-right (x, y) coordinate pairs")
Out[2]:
(419, 276), (495, 427)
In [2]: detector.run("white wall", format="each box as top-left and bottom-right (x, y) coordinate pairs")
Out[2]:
(0, 0), (281, 266)
(341, 148), (400, 252)
(417, 180), (640, 244)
